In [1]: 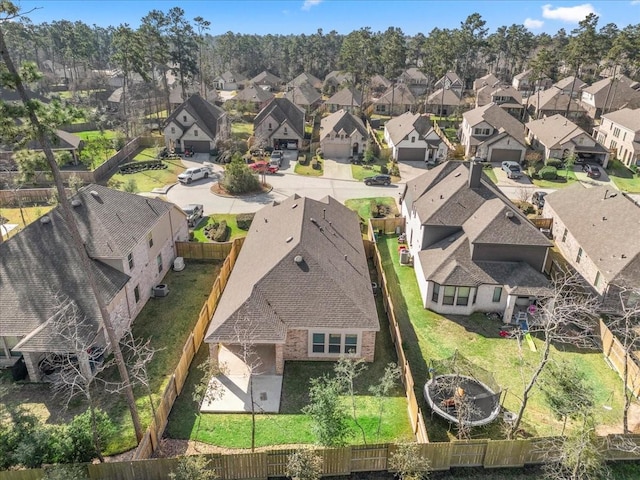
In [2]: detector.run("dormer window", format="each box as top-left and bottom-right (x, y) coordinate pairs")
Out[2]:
(411, 136), (416, 143)
(194, 129), (198, 137)
(284, 127), (288, 134)
(183, 115), (187, 122)
(268, 122), (272, 131)
(171, 127), (175, 134)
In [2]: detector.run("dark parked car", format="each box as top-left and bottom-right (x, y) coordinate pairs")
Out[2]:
(531, 191), (548, 209)
(364, 174), (391, 186)
(582, 163), (601, 178)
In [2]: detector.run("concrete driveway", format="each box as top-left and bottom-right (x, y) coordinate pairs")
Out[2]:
(573, 165), (617, 189)
(323, 157), (354, 180)
(493, 165), (533, 186)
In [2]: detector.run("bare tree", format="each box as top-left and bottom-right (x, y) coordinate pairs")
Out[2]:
(429, 374), (482, 440)
(388, 442), (431, 480)
(369, 362), (401, 442)
(286, 448), (323, 480)
(334, 357), (368, 444)
(508, 269), (601, 439)
(191, 357), (227, 448)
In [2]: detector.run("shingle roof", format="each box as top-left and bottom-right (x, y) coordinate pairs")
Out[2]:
(205, 195), (379, 343)
(525, 113), (585, 149)
(384, 111), (433, 145)
(473, 73), (500, 91)
(601, 107), (640, 133)
(284, 81), (321, 106)
(527, 86), (586, 113)
(319, 109), (367, 141)
(165, 93), (226, 141)
(374, 83), (416, 106)
(370, 74), (392, 89)
(400, 68), (428, 83)
(254, 98), (305, 139)
(463, 103), (526, 145)
(288, 72), (322, 90)
(583, 76), (640, 109)
(0, 184), (175, 352)
(554, 76), (586, 92)
(218, 70), (246, 83)
(544, 185), (640, 285)
(326, 86), (363, 107)
(427, 88), (463, 106)
(250, 70), (283, 87)
(232, 83), (275, 103)
(324, 70), (353, 85)
(435, 71), (463, 89)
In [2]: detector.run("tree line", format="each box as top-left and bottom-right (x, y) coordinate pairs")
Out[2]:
(5, 9), (640, 96)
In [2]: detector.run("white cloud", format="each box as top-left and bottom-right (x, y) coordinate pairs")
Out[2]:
(542, 3), (597, 23)
(632, 0), (640, 5)
(524, 18), (544, 29)
(302, 0), (322, 10)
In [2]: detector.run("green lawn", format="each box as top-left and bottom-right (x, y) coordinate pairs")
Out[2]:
(231, 122), (253, 141)
(376, 129), (386, 146)
(482, 167), (498, 184)
(75, 129), (119, 142)
(531, 169), (579, 188)
(607, 160), (640, 193)
(344, 197), (399, 221)
(378, 235), (625, 442)
(0, 261), (221, 455)
(351, 161), (397, 182)
(108, 157), (185, 193)
(443, 128), (459, 143)
(192, 214), (250, 242)
(165, 267), (414, 448)
(295, 157), (324, 176)
(0, 205), (54, 239)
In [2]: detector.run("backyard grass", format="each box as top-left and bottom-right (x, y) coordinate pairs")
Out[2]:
(75, 129), (119, 142)
(165, 265), (414, 448)
(295, 157), (324, 176)
(607, 159), (640, 193)
(0, 205), (54, 239)
(231, 121), (253, 140)
(192, 214), (250, 242)
(344, 197), (399, 221)
(0, 260), (221, 455)
(377, 235), (625, 442)
(443, 127), (459, 143)
(531, 169), (579, 188)
(108, 156), (185, 193)
(482, 167), (498, 184)
(376, 129), (386, 146)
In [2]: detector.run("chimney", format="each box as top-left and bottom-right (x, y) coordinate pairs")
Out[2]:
(468, 158), (483, 188)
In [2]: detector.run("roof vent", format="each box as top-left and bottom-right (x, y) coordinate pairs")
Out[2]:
(286, 236), (293, 243)
(310, 217), (318, 225)
(71, 199), (82, 207)
(90, 190), (99, 198)
(40, 215), (51, 224)
(292, 203), (298, 209)
(505, 211), (514, 218)
(294, 255), (303, 264)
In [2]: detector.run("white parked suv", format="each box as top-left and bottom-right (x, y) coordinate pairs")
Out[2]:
(177, 166), (211, 184)
(270, 150), (284, 167)
(501, 161), (522, 179)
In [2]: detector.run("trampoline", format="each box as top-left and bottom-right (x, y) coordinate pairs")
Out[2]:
(424, 352), (502, 427)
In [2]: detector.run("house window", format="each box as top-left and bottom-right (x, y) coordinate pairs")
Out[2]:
(127, 252), (134, 270)
(312, 333), (325, 353)
(183, 115), (187, 122)
(284, 127), (288, 134)
(148, 232), (153, 248)
(614, 127), (620, 138)
(134, 285), (140, 303)
(311, 332), (359, 355)
(456, 287), (470, 306)
(156, 253), (163, 273)
(268, 122), (272, 131)
(340, 134), (344, 140)
(562, 228), (568, 243)
(171, 127), (175, 134)
(493, 287), (502, 303)
(328, 334), (341, 353)
(576, 248), (583, 264)
(411, 136), (416, 143)
(344, 334), (357, 354)
(432, 283), (440, 303)
(194, 129), (198, 137)
(595, 272), (601, 288)
(443, 286), (456, 305)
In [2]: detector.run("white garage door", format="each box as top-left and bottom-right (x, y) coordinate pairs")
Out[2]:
(322, 142), (351, 159)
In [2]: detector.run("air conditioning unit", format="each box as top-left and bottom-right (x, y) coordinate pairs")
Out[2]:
(152, 284), (169, 297)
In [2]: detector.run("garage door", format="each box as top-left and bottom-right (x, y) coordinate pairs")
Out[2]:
(275, 139), (299, 149)
(489, 148), (521, 162)
(322, 143), (351, 159)
(184, 140), (211, 153)
(397, 148), (426, 161)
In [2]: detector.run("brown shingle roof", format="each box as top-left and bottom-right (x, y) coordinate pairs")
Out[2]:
(165, 93), (226, 141)
(254, 98), (305, 139)
(319, 109), (367, 141)
(374, 83), (416, 106)
(384, 111), (433, 145)
(205, 195), (379, 343)
(463, 103), (526, 145)
(601, 107), (640, 133)
(284, 81), (321, 106)
(233, 83), (275, 103)
(326, 86), (362, 107)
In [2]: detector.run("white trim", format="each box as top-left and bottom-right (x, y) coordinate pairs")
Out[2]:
(307, 330), (362, 357)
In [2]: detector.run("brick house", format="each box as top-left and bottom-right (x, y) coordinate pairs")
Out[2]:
(205, 195), (379, 376)
(595, 107), (640, 168)
(0, 185), (188, 380)
(401, 161), (551, 323)
(384, 111), (448, 162)
(253, 98), (305, 150)
(319, 109), (368, 159)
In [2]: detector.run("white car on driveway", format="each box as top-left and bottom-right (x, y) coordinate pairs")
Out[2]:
(501, 161), (522, 179)
(178, 166), (212, 184)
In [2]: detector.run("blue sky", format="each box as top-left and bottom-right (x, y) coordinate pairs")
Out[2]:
(15, 1), (640, 35)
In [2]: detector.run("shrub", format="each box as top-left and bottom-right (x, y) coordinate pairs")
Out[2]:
(364, 144), (376, 163)
(298, 154), (307, 165)
(380, 165), (389, 174)
(545, 158), (564, 168)
(213, 220), (228, 242)
(236, 213), (255, 230)
(389, 164), (400, 176)
(222, 158), (260, 194)
(123, 178), (138, 193)
(539, 165), (558, 180)
(112, 133), (127, 151)
(312, 158), (320, 170)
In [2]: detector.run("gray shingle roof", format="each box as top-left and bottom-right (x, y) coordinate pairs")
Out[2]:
(374, 83), (416, 106)
(284, 81), (321, 106)
(583, 76), (640, 109)
(544, 185), (640, 285)
(525, 114), (586, 149)
(427, 88), (463, 106)
(250, 70), (283, 87)
(527, 86), (586, 113)
(326, 86), (363, 107)
(435, 72), (463, 89)
(554, 76), (586, 91)
(0, 184), (176, 352)
(320, 109), (367, 141)
(473, 73), (500, 91)
(232, 83), (275, 103)
(254, 98), (305, 139)
(218, 70), (246, 83)
(288, 72), (322, 90)
(165, 93), (226, 141)
(601, 107), (640, 133)
(205, 195), (379, 344)
(384, 111), (433, 145)
(463, 103), (526, 145)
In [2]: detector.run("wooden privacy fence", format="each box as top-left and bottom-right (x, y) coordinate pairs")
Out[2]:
(5, 436), (640, 480)
(176, 239), (243, 260)
(0, 187), (72, 206)
(369, 217), (405, 236)
(600, 319), (640, 397)
(432, 122), (457, 152)
(133, 238), (244, 460)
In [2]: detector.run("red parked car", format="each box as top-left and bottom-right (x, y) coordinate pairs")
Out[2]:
(249, 161), (279, 174)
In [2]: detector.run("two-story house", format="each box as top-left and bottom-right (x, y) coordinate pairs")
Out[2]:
(543, 185), (640, 310)
(163, 93), (230, 154)
(0, 185), (188, 381)
(525, 86), (588, 121)
(525, 114), (609, 166)
(473, 73), (500, 93)
(475, 85), (523, 118)
(595, 107), (640, 167)
(434, 71), (464, 96)
(397, 68), (429, 96)
(319, 109), (368, 159)
(401, 161), (551, 322)
(553, 76), (587, 97)
(512, 69), (552, 94)
(384, 111), (448, 162)
(425, 87), (464, 116)
(254, 98), (305, 150)
(372, 83), (416, 116)
(213, 70), (246, 91)
(324, 86), (363, 114)
(459, 103), (526, 162)
(579, 75), (640, 119)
